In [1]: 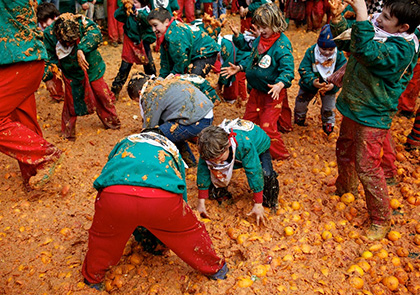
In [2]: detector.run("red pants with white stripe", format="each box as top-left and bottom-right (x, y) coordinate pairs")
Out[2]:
(177, 0), (195, 23)
(82, 186), (225, 284)
(243, 88), (290, 159)
(0, 61), (62, 182)
(335, 116), (391, 225)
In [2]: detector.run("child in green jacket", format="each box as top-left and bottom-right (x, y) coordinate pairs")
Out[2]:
(43, 13), (121, 139)
(147, 8), (220, 78)
(329, 0), (420, 240)
(111, 0), (157, 99)
(196, 119), (279, 226)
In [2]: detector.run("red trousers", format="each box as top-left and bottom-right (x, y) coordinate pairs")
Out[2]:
(231, 0), (238, 13)
(222, 72), (247, 102)
(177, 0), (195, 23)
(107, 0), (123, 42)
(62, 76), (120, 138)
(398, 59), (420, 113)
(82, 186), (225, 284)
(335, 116), (391, 225)
(203, 3), (213, 16)
(306, 0), (324, 31)
(240, 17), (252, 33)
(0, 61), (62, 182)
(243, 88), (290, 159)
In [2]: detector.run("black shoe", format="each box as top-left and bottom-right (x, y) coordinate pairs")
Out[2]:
(111, 86), (121, 100)
(294, 117), (306, 126)
(398, 110), (415, 119)
(84, 278), (105, 291)
(209, 184), (232, 205)
(323, 123), (334, 135)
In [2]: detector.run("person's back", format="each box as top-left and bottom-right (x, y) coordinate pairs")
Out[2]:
(331, 0), (420, 129)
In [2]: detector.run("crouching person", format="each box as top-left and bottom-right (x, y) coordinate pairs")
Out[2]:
(196, 119), (280, 226)
(82, 129), (228, 290)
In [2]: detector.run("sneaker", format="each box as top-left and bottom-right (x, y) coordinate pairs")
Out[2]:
(294, 117), (306, 126)
(29, 153), (64, 190)
(385, 177), (398, 186)
(397, 110), (415, 119)
(366, 223), (391, 241)
(84, 278), (105, 291)
(208, 263), (229, 280)
(322, 123), (334, 135)
(404, 142), (420, 152)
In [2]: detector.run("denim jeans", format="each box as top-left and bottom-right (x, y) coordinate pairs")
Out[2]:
(159, 117), (213, 165)
(212, 0), (226, 19)
(259, 149), (275, 177)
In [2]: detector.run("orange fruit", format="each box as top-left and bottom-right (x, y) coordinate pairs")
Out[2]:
(382, 275), (399, 291)
(349, 277), (364, 289)
(341, 193), (355, 205)
(387, 231), (401, 242)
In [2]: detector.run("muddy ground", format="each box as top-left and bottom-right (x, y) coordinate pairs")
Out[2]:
(1, 14), (420, 295)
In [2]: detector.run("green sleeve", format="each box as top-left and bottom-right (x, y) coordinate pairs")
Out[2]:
(170, 0), (180, 12)
(114, 6), (128, 22)
(274, 40), (295, 88)
(77, 18), (103, 54)
(233, 34), (252, 52)
(42, 28), (58, 82)
(166, 32), (192, 75)
(330, 17), (351, 52)
(237, 138), (264, 193)
(248, 0), (267, 13)
(197, 158), (212, 190)
(158, 47), (171, 78)
(298, 47), (318, 92)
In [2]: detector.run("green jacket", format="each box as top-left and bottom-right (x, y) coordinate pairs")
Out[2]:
(159, 20), (220, 78)
(330, 18), (418, 129)
(298, 44), (347, 94)
(197, 119), (271, 194)
(219, 36), (250, 86)
(114, 6), (156, 44)
(240, 33), (295, 93)
(43, 16), (105, 82)
(0, 1), (47, 65)
(94, 133), (188, 201)
(149, 0), (179, 14)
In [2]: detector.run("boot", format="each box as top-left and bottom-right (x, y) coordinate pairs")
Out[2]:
(209, 183), (232, 205)
(263, 172), (279, 210)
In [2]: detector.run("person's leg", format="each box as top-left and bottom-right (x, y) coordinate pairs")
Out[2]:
(61, 76), (79, 139)
(0, 61), (62, 186)
(221, 80), (239, 103)
(237, 72), (248, 102)
(320, 92), (336, 135)
(185, 0), (195, 22)
(90, 77), (121, 130)
(48, 73), (65, 101)
(107, 0), (119, 44)
(355, 125), (391, 238)
(143, 42), (156, 75)
(294, 88), (315, 126)
(111, 61), (133, 99)
(335, 116), (359, 196)
(82, 190), (143, 284)
(191, 54), (218, 77)
(259, 149), (279, 209)
(243, 89), (262, 125)
(203, 2), (213, 16)
(159, 117), (213, 165)
(144, 194), (226, 276)
(398, 60), (420, 116)
(381, 130), (397, 183)
(406, 109), (420, 149)
(177, 0), (186, 19)
(257, 89), (290, 160)
(277, 88), (293, 132)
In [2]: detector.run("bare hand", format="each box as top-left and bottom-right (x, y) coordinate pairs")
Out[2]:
(197, 199), (210, 219)
(267, 82), (284, 100)
(77, 50), (89, 72)
(249, 24), (260, 38)
(221, 62), (241, 78)
(344, 0), (368, 21)
(229, 21), (240, 38)
(247, 203), (267, 226)
(81, 2), (89, 10)
(328, 0), (347, 22)
(313, 78), (325, 89)
(45, 80), (57, 96)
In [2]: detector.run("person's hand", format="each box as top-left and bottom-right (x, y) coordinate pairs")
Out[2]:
(239, 6), (245, 18)
(197, 199), (210, 219)
(81, 2), (89, 10)
(45, 80), (57, 96)
(247, 203), (267, 226)
(92, 0), (96, 4)
(344, 0), (368, 21)
(165, 73), (175, 80)
(328, 0), (346, 23)
(313, 78), (325, 89)
(267, 81), (284, 100)
(319, 82), (334, 95)
(221, 62), (241, 78)
(77, 50), (89, 71)
(229, 21), (240, 38)
(249, 24), (260, 38)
